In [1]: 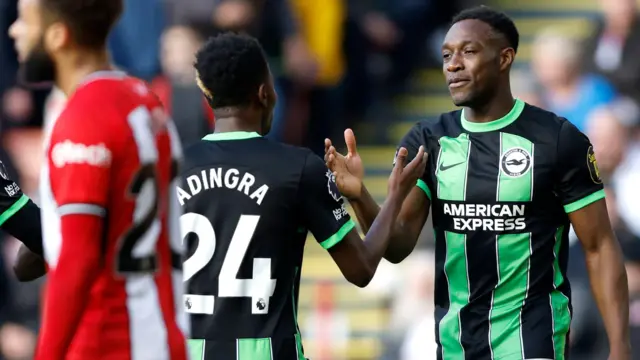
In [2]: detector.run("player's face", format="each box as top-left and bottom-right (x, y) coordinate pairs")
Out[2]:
(442, 20), (511, 107)
(9, 0), (56, 84)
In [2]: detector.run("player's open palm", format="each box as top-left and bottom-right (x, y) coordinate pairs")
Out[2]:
(324, 129), (365, 199)
(388, 146), (428, 200)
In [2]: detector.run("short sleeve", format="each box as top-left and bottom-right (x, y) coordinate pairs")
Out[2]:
(0, 160), (30, 226)
(299, 152), (355, 250)
(395, 123), (431, 200)
(48, 103), (113, 215)
(556, 120), (605, 213)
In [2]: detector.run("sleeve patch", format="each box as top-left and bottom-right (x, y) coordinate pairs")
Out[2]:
(586, 146), (602, 184)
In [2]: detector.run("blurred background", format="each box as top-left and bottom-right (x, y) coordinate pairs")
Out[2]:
(2, 0), (640, 359)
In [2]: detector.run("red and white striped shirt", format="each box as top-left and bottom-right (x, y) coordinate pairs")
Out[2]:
(37, 71), (187, 360)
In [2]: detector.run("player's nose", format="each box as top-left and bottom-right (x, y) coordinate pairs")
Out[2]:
(446, 55), (464, 73)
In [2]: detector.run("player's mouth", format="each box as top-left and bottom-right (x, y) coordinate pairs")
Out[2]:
(448, 78), (470, 89)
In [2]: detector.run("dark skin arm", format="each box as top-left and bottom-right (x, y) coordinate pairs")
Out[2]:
(570, 199), (631, 358)
(1, 199), (47, 281)
(324, 130), (431, 264)
(350, 185), (430, 264)
(14, 243), (46, 281)
(327, 147), (427, 287)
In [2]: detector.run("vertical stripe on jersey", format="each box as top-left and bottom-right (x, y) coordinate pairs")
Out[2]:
(551, 226), (571, 359)
(436, 134), (471, 200)
(188, 339), (205, 360)
(126, 106), (169, 359)
(237, 338), (273, 360)
(292, 267), (306, 360)
(489, 133), (535, 359)
(436, 133), (471, 359)
(441, 232), (470, 359)
(490, 233), (531, 359)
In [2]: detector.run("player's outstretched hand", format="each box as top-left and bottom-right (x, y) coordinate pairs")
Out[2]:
(325, 129), (365, 200)
(388, 146), (428, 200)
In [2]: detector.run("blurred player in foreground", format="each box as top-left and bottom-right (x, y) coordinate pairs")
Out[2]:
(9, 0), (187, 359)
(325, 6), (630, 360)
(180, 32), (426, 359)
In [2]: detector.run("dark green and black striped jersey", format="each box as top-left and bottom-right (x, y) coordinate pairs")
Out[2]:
(398, 99), (604, 360)
(178, 131), (354, 360)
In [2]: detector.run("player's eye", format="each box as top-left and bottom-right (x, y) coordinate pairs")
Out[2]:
(463, 49), (477, 55)
(442, 53), (452, 60)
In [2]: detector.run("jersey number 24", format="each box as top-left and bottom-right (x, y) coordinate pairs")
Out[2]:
(181, 212), (277, 315)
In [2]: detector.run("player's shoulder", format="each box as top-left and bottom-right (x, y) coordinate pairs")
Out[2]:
(65, 72), (160, 113)
(518, 102), (570, 134)
(399, 110), (463, 148)
(59, 73), (162, 131)
(182, 136), (312, 172)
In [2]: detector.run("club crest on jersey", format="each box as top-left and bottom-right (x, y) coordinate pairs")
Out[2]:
(325, 169), (342, 202)
(500, 147), (532, 177)
(587, 145), (602, 184)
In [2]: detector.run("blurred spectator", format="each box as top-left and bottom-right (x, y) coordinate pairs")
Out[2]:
(343, 0), (456, 137)
(108, 0), (165, 81)
(151, 26), (213, 148)
(582, 0), (640, 103)
(588, 99), (640, 238)
(279, 0), (345, 155)
(398, 250), (436, 360)
(303, 281), (350, 360)
(510, 69), (542, 107)
(531, 28), (616, 132)
(372, 250), (436, 360)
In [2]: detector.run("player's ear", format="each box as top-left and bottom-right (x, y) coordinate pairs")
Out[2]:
(257, 83), (269, 108)
(499, 47), (515, 71)
(44, 22), (68, 52)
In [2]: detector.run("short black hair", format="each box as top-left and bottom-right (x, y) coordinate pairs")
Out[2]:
(194, 32), (269, 109)
(42, 0), (123, 47)
(452, 6), (519, 53)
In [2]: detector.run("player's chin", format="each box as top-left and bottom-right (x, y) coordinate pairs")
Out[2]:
(450, 91), (474, 107)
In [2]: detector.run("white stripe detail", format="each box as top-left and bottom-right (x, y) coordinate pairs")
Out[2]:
(530, 143), (535, 199)
(184, 294), (215, 314)
(126, 276), (169, 360)
(57, 203), (105, 217)
(125, 106), (168, 360)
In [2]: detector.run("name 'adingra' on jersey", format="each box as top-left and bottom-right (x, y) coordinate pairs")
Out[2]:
(178, 131), (354, 360)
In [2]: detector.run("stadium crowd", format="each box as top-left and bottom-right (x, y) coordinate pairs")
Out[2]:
(0, 0), (639, 359)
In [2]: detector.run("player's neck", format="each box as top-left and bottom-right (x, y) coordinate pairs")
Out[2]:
(464, 92), (516, 124)
(55, 50), (112, 97)
(212, 117), (262, 135)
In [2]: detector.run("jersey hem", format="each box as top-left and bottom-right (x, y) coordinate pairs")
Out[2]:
(319, 219), (355, 250)
(416, 179), (432, 200)
(563, 188), (605, 213)
(0, 194), (29, 227)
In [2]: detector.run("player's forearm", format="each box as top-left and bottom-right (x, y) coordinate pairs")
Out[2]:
(584, 236), (631, 354)
(3, 199), (44, 256)
(14, 243), (46, 282)
(358, 194), (404, 284)
(349, 185), (380, 234)
(37, 215), (102, 359)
